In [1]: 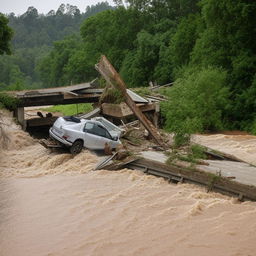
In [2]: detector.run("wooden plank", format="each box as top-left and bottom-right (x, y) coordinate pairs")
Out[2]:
(101, 102), (156, 118)
(27, 117), (58, 127)
(17, 93), (100, 107)
(150, 82), (174, 91)
(95, 55), (167, 148)
(15, 83), (92, 96)
(79, 88), (104, 94)
(100, 156), (139, 171)
(78, 107), (101, 119)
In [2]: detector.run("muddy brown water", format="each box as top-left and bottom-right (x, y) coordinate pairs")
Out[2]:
(1, 110), (256, 256)
(193, 134), (256, 166)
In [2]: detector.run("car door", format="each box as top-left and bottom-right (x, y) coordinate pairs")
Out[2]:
(83, 122), (102, 149)
(92, 124), (113, 149)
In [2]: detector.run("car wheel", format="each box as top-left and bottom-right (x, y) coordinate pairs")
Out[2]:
(70, 140), (83, 154)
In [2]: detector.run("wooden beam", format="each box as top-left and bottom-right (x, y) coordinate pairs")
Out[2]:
(101, 102), (156, 118)
(26, 117), (58, 127)
(95, 55), (167, 148)
(16, 93), (100, 107)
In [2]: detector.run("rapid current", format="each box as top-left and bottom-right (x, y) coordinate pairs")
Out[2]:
(0, 110), (256, 256)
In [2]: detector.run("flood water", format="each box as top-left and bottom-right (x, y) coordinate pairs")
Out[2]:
(1, 110), (256, 256)
(193, 133), (256, 166)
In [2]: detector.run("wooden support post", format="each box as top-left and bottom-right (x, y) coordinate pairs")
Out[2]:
(153, 102), (160, 128)
(95, 55), (167, 149)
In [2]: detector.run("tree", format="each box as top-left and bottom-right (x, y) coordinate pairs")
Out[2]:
(162, 67), (230, 138)
(38, 35), (83, 87)
(0, 14), (13, 55)
(124, 0), (200, 20)
(80, 7), (150, 70)
(120, 30), (160, 86)
(0, 3), (113, 89)
(190, 0), (256, 128)
(169, 14), (201, 75)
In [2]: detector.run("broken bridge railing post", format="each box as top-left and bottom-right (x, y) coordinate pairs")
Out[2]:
(95, 55), (167, 149)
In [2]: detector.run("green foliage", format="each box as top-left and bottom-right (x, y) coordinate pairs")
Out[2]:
(124, 0), (200, 21)
(0, 14), (13, 55)
(43, 103), (93, 116)
(120, 19), (176, 86)
(191, 0), (256, 129)
(133, 87), (151, 97)
(169, 14), (202, 73)
(100, 87), (124, 104)
(162, 67), (230, 138)
(207, 172), (221, 191)
(250, 120), (256, 136)
(173, 133), (191, 148)
(166, 144), (206, 166)
(120, 30), (162, 86)
(38, 34), (84, 87)
(2, 0), (256, 132)
(80, 7), (150, 70)
(0, 93), (20, 110)
(9, 3), (114, 49)
(0, 3), (113, 89)
(190, 144), (206, 159)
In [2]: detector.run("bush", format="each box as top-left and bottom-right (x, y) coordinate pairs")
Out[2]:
(0, 93), (20, 110)
(100, 87), (124, 104)
(133, 87), (152, 97)
(161, 67), (230, 143)
(173, 132), (191, 148)
(190, 144), (206, 159)
(166, 144), (206, 166)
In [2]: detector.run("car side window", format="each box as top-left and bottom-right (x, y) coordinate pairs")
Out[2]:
(84, 122), (94, 134)
(94, 125), (112, 140)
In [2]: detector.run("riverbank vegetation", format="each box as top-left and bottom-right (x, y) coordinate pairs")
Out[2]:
(1, 0), (256, 136)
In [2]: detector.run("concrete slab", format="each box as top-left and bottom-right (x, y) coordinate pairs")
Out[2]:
(200, 160), (256, 187)
(139, 150), (256, 187)
(127, 89), (148, 103)
(140, 151), (168, 163)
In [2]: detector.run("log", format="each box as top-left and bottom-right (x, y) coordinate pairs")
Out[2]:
(95, 55), (167, 149)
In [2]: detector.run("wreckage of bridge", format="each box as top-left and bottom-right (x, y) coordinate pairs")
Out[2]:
(10, 77), (162, 131)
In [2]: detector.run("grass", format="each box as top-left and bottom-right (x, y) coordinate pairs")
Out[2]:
(207, 173), (221, 192)
(133, 87), (152, 97)
(42, 103), (93, 116)
(100, 87), (124, 104)
(190, 144), (206, 159)
(166, 144), (206, 166)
